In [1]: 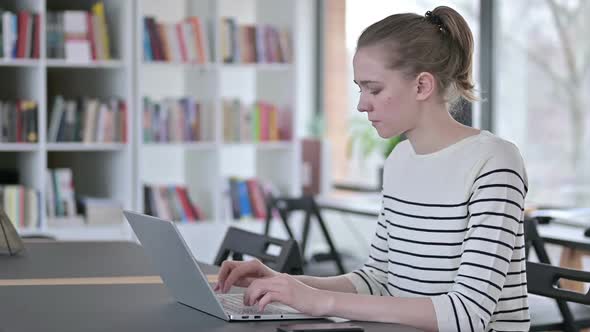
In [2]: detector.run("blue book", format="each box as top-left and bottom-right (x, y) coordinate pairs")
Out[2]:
(143, 18), (153, 61)
(237, 180), (252, 218)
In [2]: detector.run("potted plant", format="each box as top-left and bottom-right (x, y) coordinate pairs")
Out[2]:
(347, 117), (404, 189)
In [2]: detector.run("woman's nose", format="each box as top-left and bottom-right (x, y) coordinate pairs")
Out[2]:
(357, 98), (371, 113)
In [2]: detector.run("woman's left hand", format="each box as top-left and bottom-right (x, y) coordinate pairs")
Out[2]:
(243, 273), (332, 316)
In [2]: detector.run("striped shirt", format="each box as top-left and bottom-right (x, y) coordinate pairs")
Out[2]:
(345, 130), (530, 332)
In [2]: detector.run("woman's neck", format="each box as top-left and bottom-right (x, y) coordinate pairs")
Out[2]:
(405, 104), (480, 155)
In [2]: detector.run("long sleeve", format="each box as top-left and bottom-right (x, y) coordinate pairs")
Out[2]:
(431, 144), (529, 332)
(345, 194), (392, 296)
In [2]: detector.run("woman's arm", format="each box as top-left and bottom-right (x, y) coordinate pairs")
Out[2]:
(292, 274), (357, 293)
(245, 275), (438, 332)
(323, 292), (438, 332)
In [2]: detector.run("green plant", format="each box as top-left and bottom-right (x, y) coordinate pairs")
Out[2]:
(347, 116), (403, 159)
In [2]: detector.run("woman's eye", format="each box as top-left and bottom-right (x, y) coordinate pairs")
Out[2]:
(370, 90), (380, 95)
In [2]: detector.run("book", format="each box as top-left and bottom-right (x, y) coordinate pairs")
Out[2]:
(91, 2), (110, 60)
(237, 180), (252, 218)
(63, 10), (91, 62)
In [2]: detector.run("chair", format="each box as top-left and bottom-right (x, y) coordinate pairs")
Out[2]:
(214, 226), (303, 275)
(525, 217), (590, 332)
(264, 195), (346, 274)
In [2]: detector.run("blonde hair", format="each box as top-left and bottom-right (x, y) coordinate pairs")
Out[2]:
(357, 6), (477, 104)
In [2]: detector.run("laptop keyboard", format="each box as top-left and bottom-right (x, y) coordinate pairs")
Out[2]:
(217, 293), (295, 315)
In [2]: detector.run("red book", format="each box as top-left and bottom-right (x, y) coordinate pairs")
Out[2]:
(259, 102), (270, 141)
(179, 186), (203, 220)
(119, 100), (127, 143)
(175, 186), (195, 221)
(86, 12), (96, 60)
(187, 17), (205, 64)
(16, 11), (30, 58)
(175, 23), (188, 62)
(246, 179), (267, 219)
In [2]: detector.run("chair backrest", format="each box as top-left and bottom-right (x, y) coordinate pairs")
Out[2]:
(524, 217), (552, 264)
(525, 216), (583, 331)
(213, 226), (303, 275)
(266, 196), (317, 227)
(264, 195), (346, 274)
(527, 261), (590, 305)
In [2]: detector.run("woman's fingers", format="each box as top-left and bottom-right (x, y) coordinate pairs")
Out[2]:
(222, 260), (260, 293)
(258, 291), (285, 312)
(233, 276), (257, 288)
(215, 261), (237, 291)
(244, 277), (283, 306)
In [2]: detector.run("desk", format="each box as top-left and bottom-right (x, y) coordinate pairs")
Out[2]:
(0, 241), (420, 332)
(317, 192), (381, 218)
(318, 192), (590, 251)
(319, 192), (590, 292)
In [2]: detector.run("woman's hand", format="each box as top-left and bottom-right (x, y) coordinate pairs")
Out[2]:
(244, 273), (332, 316)
(214, 259), (278, 293)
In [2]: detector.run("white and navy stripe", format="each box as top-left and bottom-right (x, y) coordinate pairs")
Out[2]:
(346, 132), (530, 332)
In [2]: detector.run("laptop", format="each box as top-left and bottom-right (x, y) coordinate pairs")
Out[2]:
(124, 210), (319, 321)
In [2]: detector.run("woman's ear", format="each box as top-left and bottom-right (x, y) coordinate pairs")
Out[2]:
(415, 72), (436, 101)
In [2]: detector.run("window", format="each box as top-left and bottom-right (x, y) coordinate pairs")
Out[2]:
(495, 1), (590, 206)
(325, 0), (480, 189)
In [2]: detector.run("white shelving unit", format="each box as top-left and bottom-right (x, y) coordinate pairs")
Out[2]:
(0, 0), (134, 239)
(136, 0), (313, 227)
(0, 0), (314, 242)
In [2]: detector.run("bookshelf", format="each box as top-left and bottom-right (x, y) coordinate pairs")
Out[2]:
(0, 0), (134, 239)
(136, 0), (312, 227)
(0, 0), (314, 240)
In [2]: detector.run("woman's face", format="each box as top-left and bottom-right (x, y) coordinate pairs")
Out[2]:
(353, 46), (418, 138)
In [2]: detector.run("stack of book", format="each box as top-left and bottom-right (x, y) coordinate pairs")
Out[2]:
(223, 99), (292, 143)
(0, 100), (38, 143)
(0, 10), (41, 59)
(143, 16), (210, 63)
(47, 95), (127, 143)
(143, 97), (211, 143)
(46, 1), (111, 61)
(143, 184), (204, 222)
(220, 18), (291, 64)
(0, 184), (40, 229)
(77, 196), (123, 225)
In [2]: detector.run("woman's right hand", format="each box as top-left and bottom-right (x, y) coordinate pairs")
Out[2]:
(214, 259), (278, 293)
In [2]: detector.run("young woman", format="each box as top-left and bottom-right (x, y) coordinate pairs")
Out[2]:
(215, 6), (529, 332)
